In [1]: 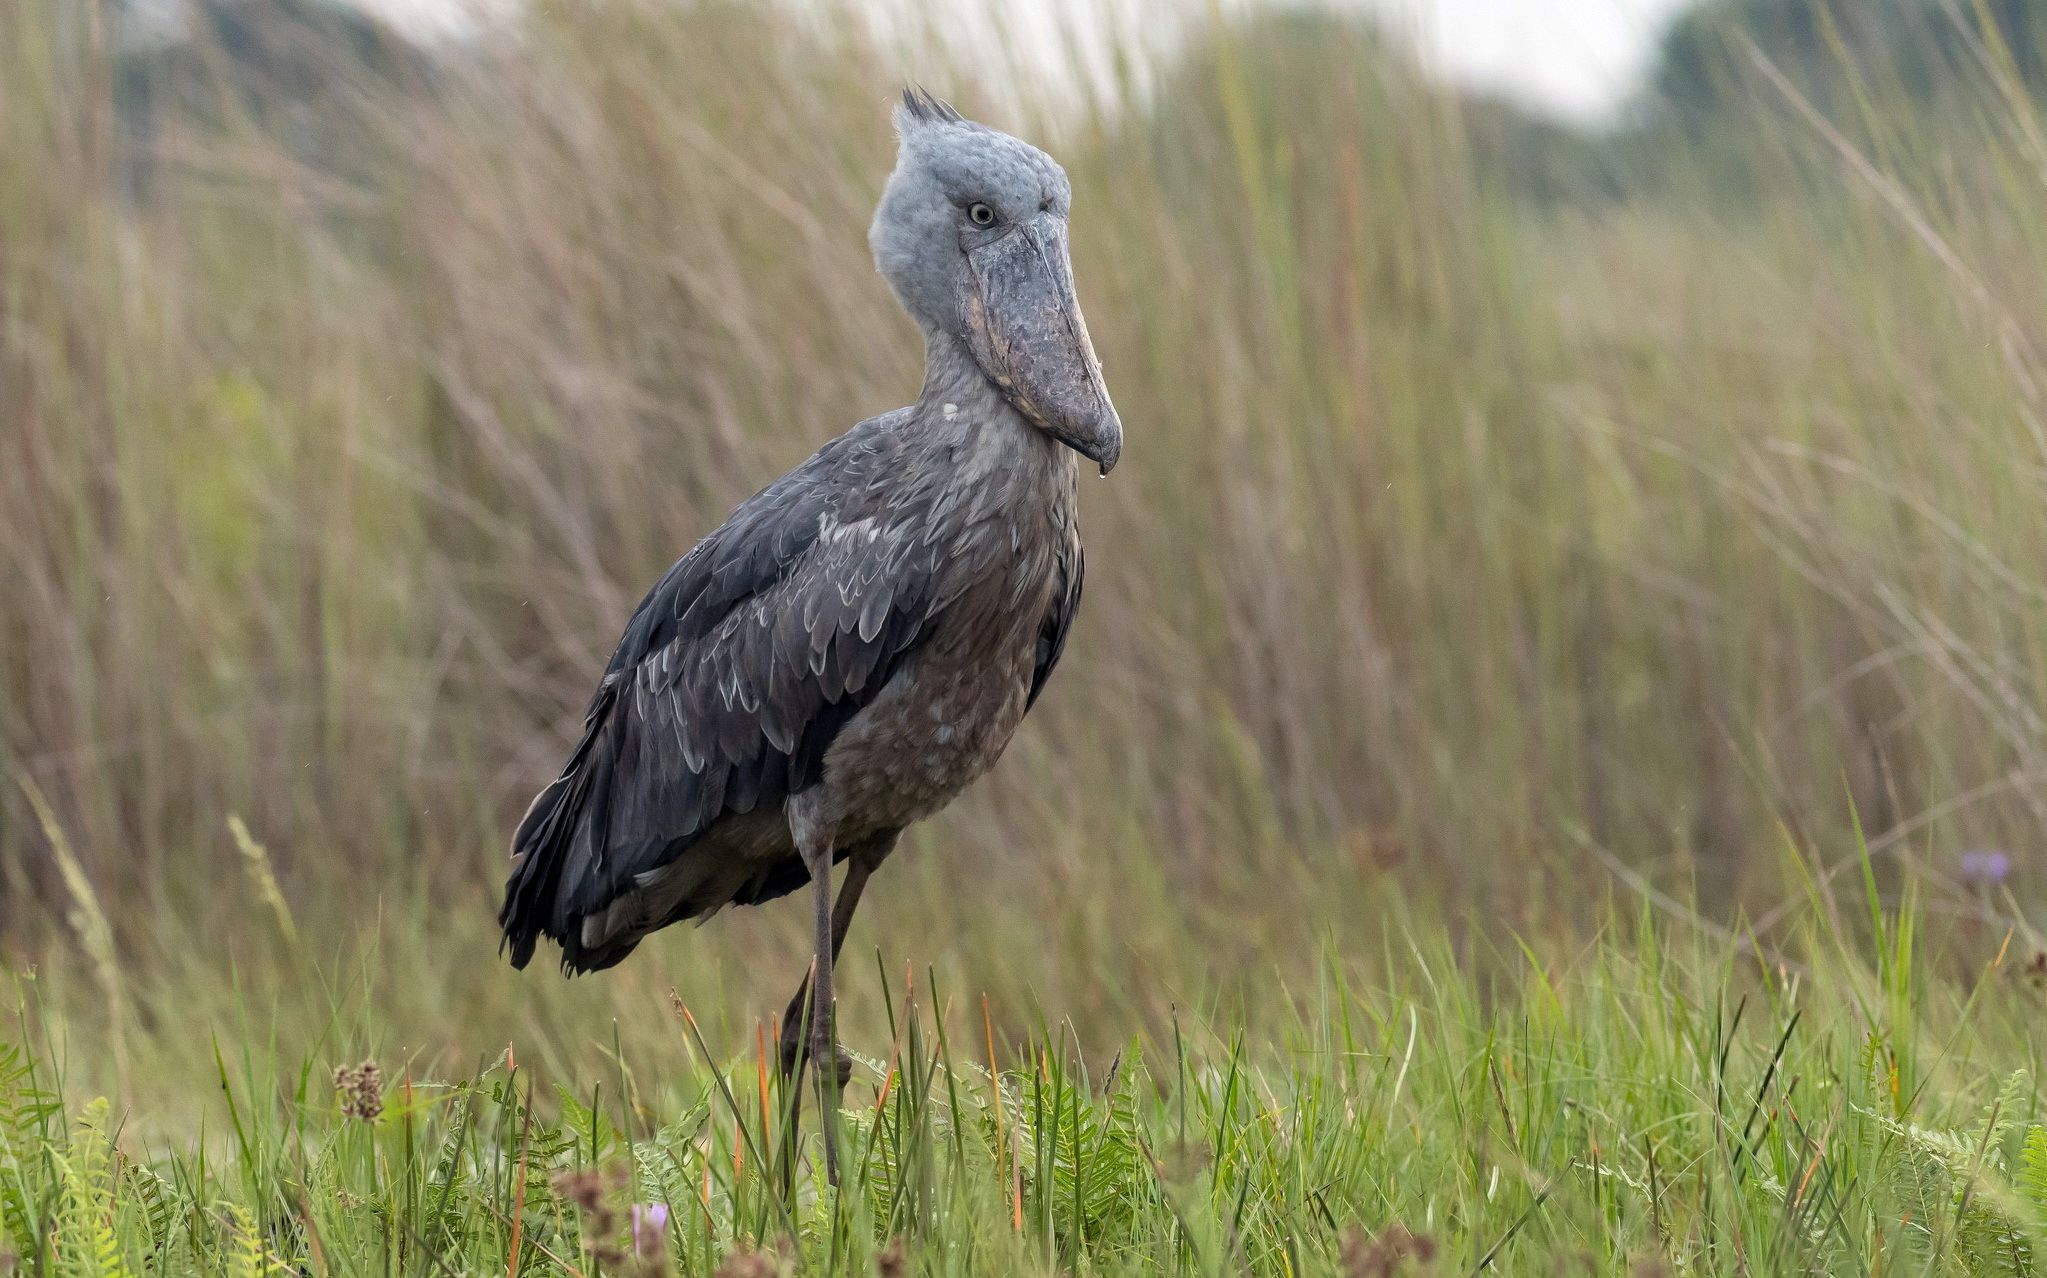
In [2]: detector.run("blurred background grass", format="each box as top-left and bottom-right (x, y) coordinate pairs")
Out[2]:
(4, 0), (2047, 1120)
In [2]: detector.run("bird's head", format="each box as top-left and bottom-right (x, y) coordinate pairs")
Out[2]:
(871, 88), (1121, 474)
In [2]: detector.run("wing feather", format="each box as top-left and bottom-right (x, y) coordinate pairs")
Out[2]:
(499, 413), (943, 972)
(1027, 540), (1083, 712)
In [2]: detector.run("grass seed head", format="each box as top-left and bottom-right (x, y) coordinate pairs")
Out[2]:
(876, 1238), (906, 1277)
(1340, 1224), (1438, 1277)
(711, 1247), (783, 1278)
(333, 1061), (382, 1122)
(553, 1164), (636, 1264)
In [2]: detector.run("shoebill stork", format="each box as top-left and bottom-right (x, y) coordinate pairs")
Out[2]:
(499, 89), (1120, 1182)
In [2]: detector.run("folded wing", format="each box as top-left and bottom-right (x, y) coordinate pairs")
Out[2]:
(499, 418), (943, 972)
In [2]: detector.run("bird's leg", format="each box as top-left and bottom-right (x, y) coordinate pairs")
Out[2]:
(809, 850), (840, 1186)
(786, 795), (843, 1186)
(777, 835), (892, 1083)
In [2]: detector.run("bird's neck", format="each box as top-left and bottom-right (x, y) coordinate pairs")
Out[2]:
(909, 325), (1076, 500)
(914, 327), (1024, 430)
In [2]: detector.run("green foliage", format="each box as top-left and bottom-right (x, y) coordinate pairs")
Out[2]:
(1, 898), (2044, 1274)
(2022, 1127), (2047, 1216)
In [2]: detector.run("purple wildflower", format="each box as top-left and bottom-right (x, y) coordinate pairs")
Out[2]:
(630, 1203), (670, 1257)
(1959, 848), (2012, 886)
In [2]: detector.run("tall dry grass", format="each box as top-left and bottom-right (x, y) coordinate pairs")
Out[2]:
(3, 0), (2046, 1109)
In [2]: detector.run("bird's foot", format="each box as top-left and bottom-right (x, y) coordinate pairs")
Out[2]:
(777, 1030), (855, 1089)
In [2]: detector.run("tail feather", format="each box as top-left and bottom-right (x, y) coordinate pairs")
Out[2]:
(500, 771), (583, 968)
(499, 689), (618, 971)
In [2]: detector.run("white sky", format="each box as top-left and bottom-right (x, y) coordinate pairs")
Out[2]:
(1378, 0), (1693, 118)
(359, 0), (1697, 122)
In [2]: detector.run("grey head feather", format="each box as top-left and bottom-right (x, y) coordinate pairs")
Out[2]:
(896, 84), (964, 131)
(871, 94), (1072, 338)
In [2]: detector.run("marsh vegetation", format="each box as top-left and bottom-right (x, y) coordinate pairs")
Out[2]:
(4, 0), (2047, 1270)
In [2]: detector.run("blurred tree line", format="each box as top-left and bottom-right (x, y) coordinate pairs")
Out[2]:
(110, 0), (2047, 212)
(112, 0), (436, 199)
(1473, 0), (2046, 204)
(1653, 0), (2045, 126)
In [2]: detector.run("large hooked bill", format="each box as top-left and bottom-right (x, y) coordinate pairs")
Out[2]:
(965, 213), (1122, 475)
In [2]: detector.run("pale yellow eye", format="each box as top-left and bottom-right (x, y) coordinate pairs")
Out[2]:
(968, 202), (996, 227)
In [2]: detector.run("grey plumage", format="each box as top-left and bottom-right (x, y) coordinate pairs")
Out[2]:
(897, 84), (962, 126)
(499, 92), (1120, 983)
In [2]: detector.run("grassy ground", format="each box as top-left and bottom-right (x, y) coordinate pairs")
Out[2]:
(7, 0), (2047, 1271)
(6, 868), (2047, 1275)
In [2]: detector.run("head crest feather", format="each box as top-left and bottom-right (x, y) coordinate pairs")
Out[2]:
(895, 85), (964, 135)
